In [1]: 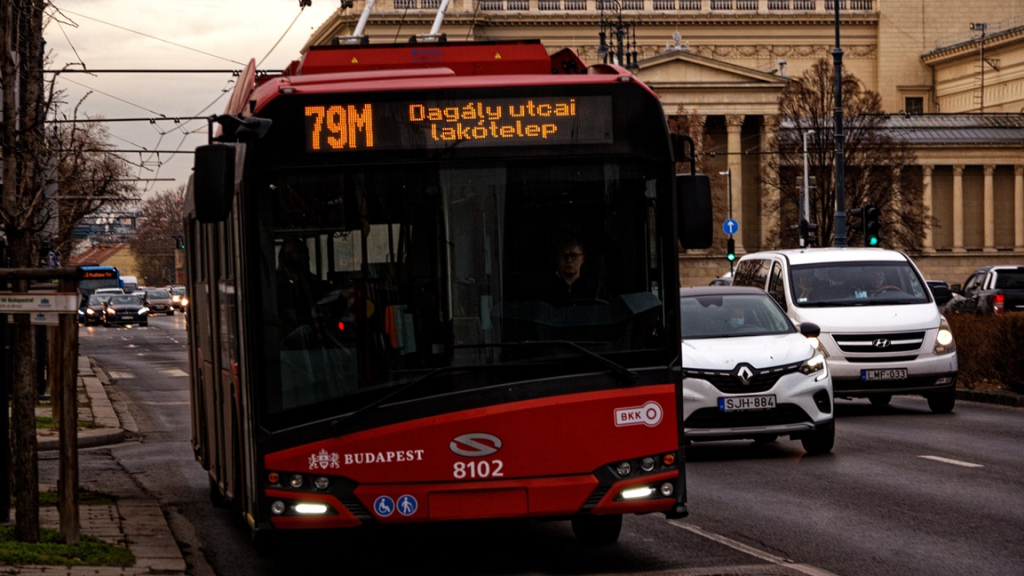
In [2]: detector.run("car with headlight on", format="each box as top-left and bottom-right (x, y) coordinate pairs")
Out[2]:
(78, 294), (109, 326)
(102, 294), (149, 327)
(167, 285), (187, 311)
(143, 288), (175, 315)
(680, 286), (834, 454)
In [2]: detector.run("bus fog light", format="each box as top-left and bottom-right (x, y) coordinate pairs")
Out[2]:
(314, 476), (330, 490)
(640, 457), (655, 472)
(289, 474), (304, 488)
(660, 482), (674, 497)
(271, 500), (286, 515)
(620, 486), (654, 499)
(616, 461), (632, 476)
(294, 503), (329, 514)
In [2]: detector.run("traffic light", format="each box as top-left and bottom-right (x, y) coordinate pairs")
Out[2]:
(798, 219), (818, 246)
(863, 205), (880, 247)
(174, 236), (185, 249)
(726, 237), (736, 262)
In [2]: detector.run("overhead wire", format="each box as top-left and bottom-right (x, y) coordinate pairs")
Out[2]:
(46, 3), (279, 193)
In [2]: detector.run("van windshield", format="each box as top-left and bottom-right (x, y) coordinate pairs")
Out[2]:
(790, 262), (930, 307)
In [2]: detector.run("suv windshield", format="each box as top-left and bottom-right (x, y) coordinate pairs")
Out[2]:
(791, 261), (930, 307)
(681, 293), (795, 339)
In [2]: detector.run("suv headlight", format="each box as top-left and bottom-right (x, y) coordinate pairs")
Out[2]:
(934, 316), (956, 355)
(799, 353), (827, 379)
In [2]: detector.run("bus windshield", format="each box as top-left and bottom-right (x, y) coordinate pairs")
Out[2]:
(257, 158), (671, 417)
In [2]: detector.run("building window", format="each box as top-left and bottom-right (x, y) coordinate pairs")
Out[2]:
(905, 97), (924, 115)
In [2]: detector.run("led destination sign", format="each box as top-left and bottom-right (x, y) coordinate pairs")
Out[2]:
(304, 96), (613, 152)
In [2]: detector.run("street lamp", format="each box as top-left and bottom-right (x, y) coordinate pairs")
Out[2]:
(802, 129), (814, 247)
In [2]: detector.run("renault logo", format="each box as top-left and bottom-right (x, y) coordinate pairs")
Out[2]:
(872, 338), (892, 349)
(450, 433), (502, 457)
(735, 365), (755, 385)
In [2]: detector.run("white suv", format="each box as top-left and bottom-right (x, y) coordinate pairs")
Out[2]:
(680, 287), (834, 454)
(732, 248), (958, 413)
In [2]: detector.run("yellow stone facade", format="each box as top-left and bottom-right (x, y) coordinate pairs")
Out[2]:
(307, 0), (1024, 286)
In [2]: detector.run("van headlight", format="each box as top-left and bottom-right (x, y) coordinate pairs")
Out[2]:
(934, 316), (956, 355)
(799, 353), (827, 378)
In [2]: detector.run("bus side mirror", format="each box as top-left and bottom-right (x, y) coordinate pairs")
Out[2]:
(193, 144), (235, 223)
(677, 174), (712, 250)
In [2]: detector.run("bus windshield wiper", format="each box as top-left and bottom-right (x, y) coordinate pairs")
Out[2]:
(459, 341), (639, 386)
(331, 341), (638, 432)
(330, 365), (475, 432)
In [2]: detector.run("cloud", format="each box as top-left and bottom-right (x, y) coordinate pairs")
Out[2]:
(46, 0), (340, 194)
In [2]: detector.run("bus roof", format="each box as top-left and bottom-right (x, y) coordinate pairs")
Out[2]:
(227, 40), (656, 117)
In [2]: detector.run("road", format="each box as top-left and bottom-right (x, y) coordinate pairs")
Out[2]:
(73, 315), (1024, 576)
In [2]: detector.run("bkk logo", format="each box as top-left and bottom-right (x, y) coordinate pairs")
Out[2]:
(614, 401), (663, 427)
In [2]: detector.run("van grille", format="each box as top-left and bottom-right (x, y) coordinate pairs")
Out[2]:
(832, 331), (925, 354)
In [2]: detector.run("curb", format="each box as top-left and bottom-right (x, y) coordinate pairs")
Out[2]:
(956, 388), (1024, 407)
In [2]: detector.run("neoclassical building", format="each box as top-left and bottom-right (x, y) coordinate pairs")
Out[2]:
(305, 0), (1024, 284)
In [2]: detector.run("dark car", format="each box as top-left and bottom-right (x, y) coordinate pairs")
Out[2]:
(144, 289), (175, 315)
(78, 294), (109, 326)
(926, 280), (953, 307)
(103, 294), (149, 327)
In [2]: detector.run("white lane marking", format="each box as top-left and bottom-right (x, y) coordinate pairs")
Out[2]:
(669, 520), (844, 576)
(157, 368), (189, 378)
(919, 455), (984, 468)
(106, 371), (134, 379)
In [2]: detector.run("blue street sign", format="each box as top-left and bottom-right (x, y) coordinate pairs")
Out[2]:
(723, 218), (739, 235)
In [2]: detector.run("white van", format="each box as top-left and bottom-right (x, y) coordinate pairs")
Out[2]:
(732, 248), (958, 413)
(120, 275), (139, 294)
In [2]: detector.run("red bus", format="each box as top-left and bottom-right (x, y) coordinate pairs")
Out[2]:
(184, 39), (710, 549)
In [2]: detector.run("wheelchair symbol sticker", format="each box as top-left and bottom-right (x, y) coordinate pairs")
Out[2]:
(373, 496), (395, 517)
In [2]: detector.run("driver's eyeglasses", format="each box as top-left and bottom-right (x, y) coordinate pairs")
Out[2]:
(560, 252), (583, 261)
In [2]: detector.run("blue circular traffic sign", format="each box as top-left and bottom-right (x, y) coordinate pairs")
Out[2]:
(723, 218), (739, 235)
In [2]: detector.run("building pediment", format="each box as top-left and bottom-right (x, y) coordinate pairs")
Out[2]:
(636, 49), (791, 87)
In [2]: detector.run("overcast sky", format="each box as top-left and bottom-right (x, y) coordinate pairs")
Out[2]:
(45, 0), (342, 198)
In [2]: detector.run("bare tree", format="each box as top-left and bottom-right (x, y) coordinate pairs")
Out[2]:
(132, 186), (185, 286)
(2, 0), (48, 543)
(763, 58), (931, 251)
(47, 117), (138, 260)
(2, 0), (137, 541)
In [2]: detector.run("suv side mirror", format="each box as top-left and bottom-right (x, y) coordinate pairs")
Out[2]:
(950, 283), (962, 294)
(799, 321), (821, 338)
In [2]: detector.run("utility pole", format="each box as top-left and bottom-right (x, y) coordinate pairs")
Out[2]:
(832, 0), (848, 248)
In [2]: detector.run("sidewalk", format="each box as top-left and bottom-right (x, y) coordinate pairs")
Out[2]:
(1, 357), (187, 576)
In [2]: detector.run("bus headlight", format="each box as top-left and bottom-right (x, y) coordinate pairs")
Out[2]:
(620, 486), (654, 499)
(271, 501), (286, 515)
(294, 503), (329, 515)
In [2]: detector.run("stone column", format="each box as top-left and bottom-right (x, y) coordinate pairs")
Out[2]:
(1016, 165), (1024, 250)
(760, 116), (778, 248)
(953, 165), (965, 252)
(726, 115), (745, 253)
(922, 165), (934, 252)
(983, 165), (995, 251)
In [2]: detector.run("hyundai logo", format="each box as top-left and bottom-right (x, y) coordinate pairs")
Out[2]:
(735, 365), (755, 385)
(872, 338), (892, 349)
(450, 433), (502, 457)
